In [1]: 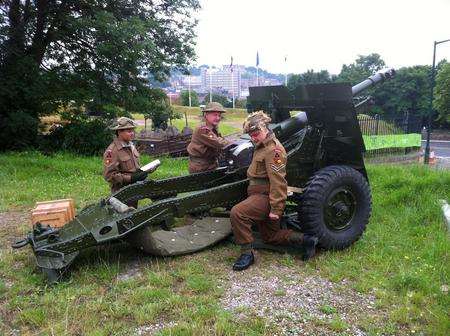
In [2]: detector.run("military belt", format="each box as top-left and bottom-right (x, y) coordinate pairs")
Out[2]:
(249, 178), (269, 186)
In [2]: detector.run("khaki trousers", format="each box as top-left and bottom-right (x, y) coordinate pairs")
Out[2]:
(230, 185), (292, 246)
(188, 158), (218, 174)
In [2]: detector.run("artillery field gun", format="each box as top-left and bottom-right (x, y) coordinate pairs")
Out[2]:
(13, 69), (396, 282)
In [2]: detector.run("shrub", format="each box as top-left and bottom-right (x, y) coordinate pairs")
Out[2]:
(0, 111), (39, 151)
(40, 118), (112, 156)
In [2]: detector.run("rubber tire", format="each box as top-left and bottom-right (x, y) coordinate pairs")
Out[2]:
(298, 165), (372, 250)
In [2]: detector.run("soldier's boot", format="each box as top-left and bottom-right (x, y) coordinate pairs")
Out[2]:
(232, 246), (255, 271)
(289, 232), (319, 261)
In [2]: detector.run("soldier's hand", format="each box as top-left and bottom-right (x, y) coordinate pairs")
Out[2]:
(268, 212), (279, 221)
(131, 169), (148, 183)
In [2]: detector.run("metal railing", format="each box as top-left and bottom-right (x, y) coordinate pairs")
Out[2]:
(358, 112), (422, 159)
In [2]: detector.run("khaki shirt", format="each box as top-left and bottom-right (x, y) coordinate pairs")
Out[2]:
(247, 133), (287, 216)
(103, 138), (141, 192)
(187, 123), (229, 173)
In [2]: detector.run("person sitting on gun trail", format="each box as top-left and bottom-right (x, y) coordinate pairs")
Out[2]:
(103, 117), (149, 208)
(230, 111), (318, 271)
(187, 102), (231, 173)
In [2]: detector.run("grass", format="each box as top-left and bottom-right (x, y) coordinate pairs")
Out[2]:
(134, 105), (243, 137)
(0, 152), (449, 335)
(0, 151), (188, 212)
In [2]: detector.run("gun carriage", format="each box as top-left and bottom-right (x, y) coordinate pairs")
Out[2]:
(13, 69), (396, 282)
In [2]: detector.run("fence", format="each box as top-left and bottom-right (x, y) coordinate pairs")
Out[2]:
(358, 112), (422, 159)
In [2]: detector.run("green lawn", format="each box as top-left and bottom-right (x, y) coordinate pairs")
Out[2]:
(0, 152), (449, 335)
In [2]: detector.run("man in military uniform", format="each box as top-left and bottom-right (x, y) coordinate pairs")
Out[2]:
(103, 117), (148, 207)
(230, 111), (318, 271)
(187, 102), (231, 173)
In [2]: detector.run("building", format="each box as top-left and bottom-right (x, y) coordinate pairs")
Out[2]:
(201, 66), (242, 97)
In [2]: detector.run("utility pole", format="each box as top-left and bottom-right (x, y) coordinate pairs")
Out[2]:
(284, 55), (288, 86)
(188, 75), (192, 107)
(209, 69), (212, 103)
(424, 38), (450, 164)
(231, 69), (235, 108)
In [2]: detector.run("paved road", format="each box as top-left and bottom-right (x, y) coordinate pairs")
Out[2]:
(421, 140), (450, 158)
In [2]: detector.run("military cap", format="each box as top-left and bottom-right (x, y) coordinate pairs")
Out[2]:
(109, 117), (138, 131)
(202, 102), (226, 114)
(243, 111), (271, 134)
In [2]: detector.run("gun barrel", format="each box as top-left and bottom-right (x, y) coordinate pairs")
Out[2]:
(273, 112), (308, 142)
(351, 68), (395, 96)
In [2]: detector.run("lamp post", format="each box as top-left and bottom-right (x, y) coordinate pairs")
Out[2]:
(188, 75), (192, 107)
(424, 38), (450, 164)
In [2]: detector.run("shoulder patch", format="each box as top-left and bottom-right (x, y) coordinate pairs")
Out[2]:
(105, 150), (112, 159)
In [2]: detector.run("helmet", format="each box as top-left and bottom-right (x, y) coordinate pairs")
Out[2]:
(109, 117), (138, 131)
(243, 111), (271, 133)
(202, 102), (226, 114)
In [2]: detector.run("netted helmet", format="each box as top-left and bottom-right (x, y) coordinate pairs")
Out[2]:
(243, 111), (271, 134)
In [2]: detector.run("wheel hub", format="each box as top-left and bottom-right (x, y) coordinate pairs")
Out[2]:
(324, 188), (356, 231)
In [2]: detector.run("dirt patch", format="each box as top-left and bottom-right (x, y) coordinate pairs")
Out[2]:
(220, 261), (385, 335)
(0, 211), (29, 248)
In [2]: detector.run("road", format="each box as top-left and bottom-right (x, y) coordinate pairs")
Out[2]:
(421, 140), (450, 158)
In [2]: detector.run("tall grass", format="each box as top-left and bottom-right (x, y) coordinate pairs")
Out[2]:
(0, 151), (187, 211)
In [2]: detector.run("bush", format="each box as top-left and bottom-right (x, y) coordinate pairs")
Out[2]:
(40, 118), (112, 156)
(0, 111), (39, 150)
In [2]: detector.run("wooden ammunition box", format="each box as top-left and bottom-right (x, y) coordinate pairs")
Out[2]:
(31, 199), (75, 228)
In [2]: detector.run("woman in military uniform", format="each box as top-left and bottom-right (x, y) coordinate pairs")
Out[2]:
(230, 111), (318, 271)
(103, 117), (148, 207)
(186, 102), (231, 173)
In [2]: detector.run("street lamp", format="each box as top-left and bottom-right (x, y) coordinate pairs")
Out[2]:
(424, 38), (450, 164)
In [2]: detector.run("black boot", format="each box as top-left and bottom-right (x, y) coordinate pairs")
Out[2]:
(302, 235), (318, 261)
(232, 251), (254, 271)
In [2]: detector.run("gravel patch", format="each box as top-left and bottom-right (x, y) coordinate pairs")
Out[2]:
(134, 321), (178, 335)
(220, 262), (382, 335)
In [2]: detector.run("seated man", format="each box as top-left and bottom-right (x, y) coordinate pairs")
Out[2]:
(103, 117), (148, 207)
(187, 102), (230, 173)
(230, 111), (318, 271)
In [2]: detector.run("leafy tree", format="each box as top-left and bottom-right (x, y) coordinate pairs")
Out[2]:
(235, 98), (247, 109)
(180, 90), (199, 107)
(0, 0), (200, 149)
(433, 62), (450, 127)
(140, 88), (178, 130)
(287, 69), (333, 89)
(371, 65), (430, 118)
(202, 93), (230, 107)
(337, 53), (385, 85)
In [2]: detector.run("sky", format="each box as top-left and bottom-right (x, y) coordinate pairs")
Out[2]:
(194, 0), (450, 75)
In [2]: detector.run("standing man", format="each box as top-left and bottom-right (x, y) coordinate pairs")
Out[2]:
(103, 117), (148, 207)
(187, 102), (231, 173)
(230, 111), (318, 271)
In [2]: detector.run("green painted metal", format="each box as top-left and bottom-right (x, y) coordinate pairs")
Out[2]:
(363, 133), (421, 150)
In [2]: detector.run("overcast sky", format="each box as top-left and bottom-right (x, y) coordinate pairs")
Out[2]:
(195, 0), (450, 74)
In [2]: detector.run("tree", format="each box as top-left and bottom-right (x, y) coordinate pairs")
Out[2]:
(0, 0), (200, 149)
(287, 70), (333, 89)
(371, 65), (430, 118)
(202, 93), (230, 107)
(337, 53), (385, 85)
(434, 62), (450, 127)
(141, 88), (177, 130)
(180, 90), (199, 107)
